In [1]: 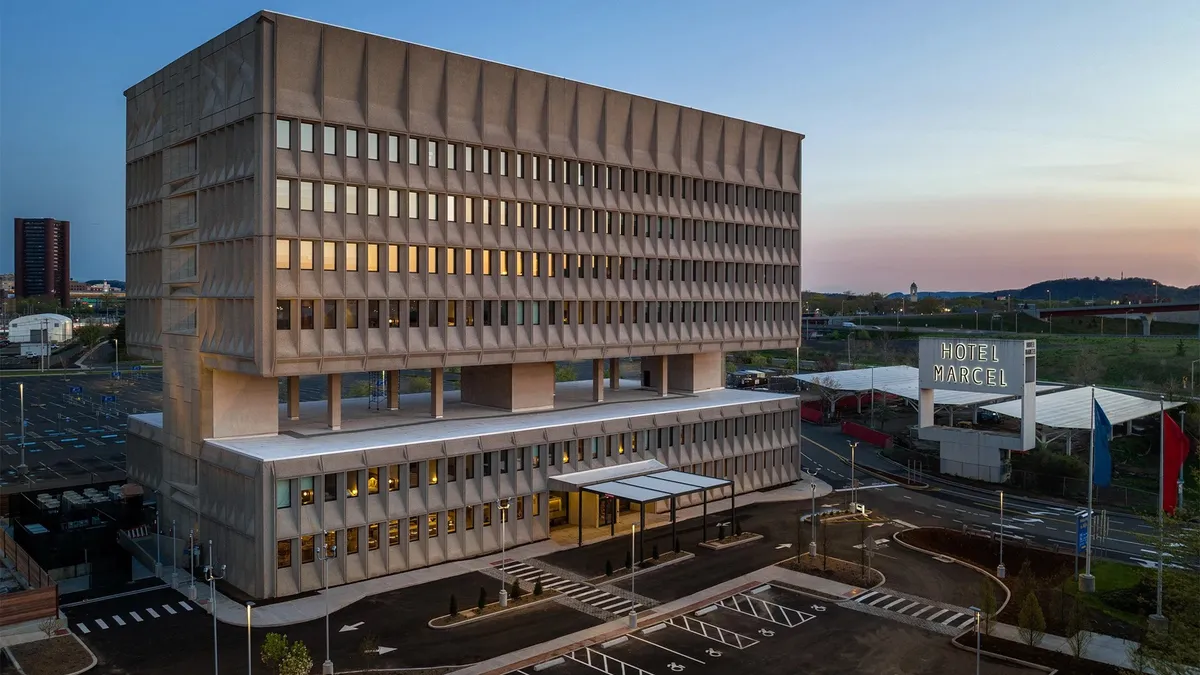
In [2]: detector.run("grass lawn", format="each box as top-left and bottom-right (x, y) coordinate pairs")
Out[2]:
(1034, 335), (1198, 389)
(1062, 559), (1147, 629)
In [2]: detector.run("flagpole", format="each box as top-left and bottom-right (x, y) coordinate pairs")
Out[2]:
(1081, 386), (1096, 593)
(1149, 397), (1167, 630)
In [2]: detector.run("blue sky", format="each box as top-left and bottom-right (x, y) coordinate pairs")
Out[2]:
(2, 0), (1198, 292)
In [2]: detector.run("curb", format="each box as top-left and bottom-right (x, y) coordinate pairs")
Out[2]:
(427, 593), (560, 630)
(793, 552), (885, 591)
(891, 528), (1013, 628)
(698, 533), (763, 550)
(2, 634), (98, 675)
(587, 551), (695, 585)
(947, 633), (1055, 673)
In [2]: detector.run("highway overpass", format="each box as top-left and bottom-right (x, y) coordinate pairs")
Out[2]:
(1032, 300), (1200, 335)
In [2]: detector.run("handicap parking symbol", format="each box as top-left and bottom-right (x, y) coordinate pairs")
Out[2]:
(758, 628), (775, 637)
(811, 604), (826, 612)
(667, 663), (686, 672)
(705, 648), (722, 658)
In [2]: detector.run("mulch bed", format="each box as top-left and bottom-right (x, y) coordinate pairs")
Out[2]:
(781, 553), (881, 588)
(6, 636), (93, 675)
(953, 632), (1125, 675)
(899, 528), (1141, 640)
(430, 590), (559, 627)
(703, 531), (760, 546)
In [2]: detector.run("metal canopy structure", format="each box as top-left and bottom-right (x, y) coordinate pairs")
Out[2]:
(548, 460), (734, 555)
(981, 386), (1185, 430)
(794, 365), (1060, 408)
(878, 382), (1063, 406)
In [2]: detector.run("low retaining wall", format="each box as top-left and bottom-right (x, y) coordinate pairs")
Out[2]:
(840, 421), (893, 449)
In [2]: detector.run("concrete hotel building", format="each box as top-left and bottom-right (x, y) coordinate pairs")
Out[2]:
(124, 12), (803, 600)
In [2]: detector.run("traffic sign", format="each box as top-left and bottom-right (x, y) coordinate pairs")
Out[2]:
(1076, 511), (1090, 553)
(132, 365), (142, 371)
(111, 371), (121, 380)
(102, 395), (116, 404)
(70, 386), (82, 395)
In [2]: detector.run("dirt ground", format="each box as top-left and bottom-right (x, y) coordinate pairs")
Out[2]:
(6, 636), (94, 675)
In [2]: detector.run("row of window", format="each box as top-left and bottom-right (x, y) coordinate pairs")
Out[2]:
(274, 240), (795, 287)
(275, 414), (794, 510)
(276, 298), (798, 331)
(276, 497), (536, 569)
(274, 180), (796, 249)
(275, 119), (799, 216)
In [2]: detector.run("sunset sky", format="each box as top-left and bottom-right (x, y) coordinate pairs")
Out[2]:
(2, 0), (1198, 293)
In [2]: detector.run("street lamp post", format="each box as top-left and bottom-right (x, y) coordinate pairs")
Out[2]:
(969, 606), (982, 675)
(316, 535), (336, 675)
(171, 520), (178, 588)
(1190, 359), (1199, 396)
(847, 441), (859, 509)
(997, 491), (1006, 578)
(246, 602), (255, 675)
(113, 338), (120, 375)
(17, 382), (28, 474)
(1046, 291), (1052, 334)
(498, 499), (511, 608)
(189, 529), (197, 600)
(202, 543), (226, 675)
(809, 480), (818, 557)
(629, 524), (638, 629)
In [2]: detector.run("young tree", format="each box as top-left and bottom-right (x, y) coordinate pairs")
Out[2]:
(278, 640), (314, 675)
(1017, 591), (1046, 647)
(477, 587), (487, 611)
(978, 579), (998, 636)
(260, 632), (289, 675)
(449, 594), (458, 616)
(605, 559), (613, 576)
(509, 579), (522, 601)
(652, 543), (659, 560)
(533, 578), (543, 596)
(1065, 603), (1092, 660)
(75, 323), (106, 348)
(38, 617), (64, 638)
(624, 550), (633, 570)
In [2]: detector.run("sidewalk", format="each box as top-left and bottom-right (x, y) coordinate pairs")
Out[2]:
(991, 622), (1140, 671)
(190, 472), (831, 627)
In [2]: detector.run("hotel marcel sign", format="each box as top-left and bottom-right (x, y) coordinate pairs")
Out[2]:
(918, 337), (1031, 397)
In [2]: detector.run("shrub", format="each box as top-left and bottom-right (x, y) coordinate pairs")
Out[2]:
(478, 587), (487, 611)
(261, 632), (289, 674)
(1017, 591), (1046, 647)
(279, 640), (314, 675)
(510, 579), (523, 601)
(534, 579), (543, 596)
(554, 364), (576, 382)
(449, 594), (458, 616)
(410, 375), (432, 392)
(625, 551), (633, 570)
(978, 579), (998, 635)
(674, 538), (681, 553)
(605, 560), (613, 576)
(652, 543), (659, 560)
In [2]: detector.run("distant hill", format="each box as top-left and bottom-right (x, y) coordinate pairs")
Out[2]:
(996, 277), (1198, 303)
(884, 291), (985, 300)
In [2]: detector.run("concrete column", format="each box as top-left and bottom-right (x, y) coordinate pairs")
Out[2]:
(1142, 314), (1153, 336)
(657, 357), (668, 397)
(286, 376), (300, 420)
(431, 368), (444, 419)
(327, 373), (342, 430)
(609, 358), (620, 391)
(592, 359), (604, 402)
(386, 370), (399, 410)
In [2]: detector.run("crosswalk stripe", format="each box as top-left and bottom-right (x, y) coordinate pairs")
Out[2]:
(883, 598), (906, 610)
(927, 609), (949, 622)
(897, 601), (920, 614)
(95, 618), (109, 630)
(179, 602), (193, 611)
(130, 611), (143, 622)
(595, 596), (626, 610)
(78, 623), (91, 634)
(911, 606), (932, 618)
(868, 594), (893, 607)
(853, 591), (879, 604)
(602, 598), (633, 612)
(546, 580), (575, 591)
(957, 616), (977, 629)
(146, 608), (160, 619)
(112, 615), (126, 626)
(163, 604), (177, 615)
(575, 589), (607, 602)
(941, 612), (964, 626)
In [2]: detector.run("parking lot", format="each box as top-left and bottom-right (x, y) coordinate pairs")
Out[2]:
(509, 585), (1036, 675)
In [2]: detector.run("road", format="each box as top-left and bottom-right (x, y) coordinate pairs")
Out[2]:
(799, 424), (1167, 569)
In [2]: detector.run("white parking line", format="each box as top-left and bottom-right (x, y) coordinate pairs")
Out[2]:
(868, 595), (893, 607)
(146, 608), (160, 619)
(95, 618), (109, 630)
(179, 601), (193, 611)
(630, 634), (706, 664)
(911, 606), (932, 618)
(130, 611), (143, 622)
(112, 615), (126, 626)
(78, 623), (91, 634)
(163, 604), (177, 615)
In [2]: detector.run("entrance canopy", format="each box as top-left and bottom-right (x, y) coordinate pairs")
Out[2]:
(794, 365), (1060, 406)
(981, 386), (1185, 430)
(549, 459), (731, 502)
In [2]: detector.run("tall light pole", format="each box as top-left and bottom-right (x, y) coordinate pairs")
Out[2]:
(969, 605), (982, 675)
(847, 441), (859, 509)
(809, 479), (818, 557)
(1046, 291), (1052, 334)
(997, 490), (1006, 578)
(112, 338), (120, 374)
(171, 520), (178, 588)
(203, 542), (226, 675)
(246, 602), (255, 675)
(154, 494), (162, 577)
(189, 529), (197, 600)
(17, 382), (28, 474)
(629, 524), (638, 629)
(1190, 359), (1199, 396)
(1149, 398), (1168, 632)
(498, 499), (511, 607)
(316, 534), (336, 675)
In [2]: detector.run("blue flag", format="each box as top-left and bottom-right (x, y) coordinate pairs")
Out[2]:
(1093, 400), (1112, 488)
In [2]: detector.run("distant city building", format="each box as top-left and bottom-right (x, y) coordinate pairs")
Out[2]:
(0, 272), (14, 297)
(14, 218), (71, 307)
(124, 13), (803, 600)
(909, 282), (918, 303)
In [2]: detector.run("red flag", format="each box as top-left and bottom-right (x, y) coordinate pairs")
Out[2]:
(1163, 413), (1190, 515)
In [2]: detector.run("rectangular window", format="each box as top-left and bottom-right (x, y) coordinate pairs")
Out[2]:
(324, 126), (337, 155)
(408, 245), (419, 273)
(464, 198), (474, 223)
(367, 132), (379, 160)
(408, 191), (419, 219)
(367, 467), (380, 494)
(464, 249), (474, 276)
(346, 470), (362, 498)
(300, 300), (314, 330)
(347, 527), (359, 554)
(388, 300), (400, 327)
(482, 250), (492, 275)
(409, 300), (419, 327)
(388, 189), (400, 218)
(427, 459), (440, 486)
(277, 540), (293, 569)
(368, 523), (380, 551)
(428, 513), (439, 538)
(408, 137), (419, 165)
(388, 244), (399, 272)
(500, 449), (509, 474)
(388, 519), (400, 546)
(465, 146), (475, 172)
(345, 129), (358, 158)
(533, 493), (540, 517)
(483, 503), (492, 526)
(499, 201), (508, 226)
(276, 239), (292, 269)
(321, 474), (337, 502)
(301, 536), (315, 564)
(275, 479), (292, 508)
(447, 510), (457, 534)
(324, 300), (338, 329)
(409, 517), (419, 542)
(367, 243), (379, 272)
(428, 193), (439, 220)
(465, 455), (475, 479)
(447, 457), (457, 482)
(275, 179), (291, 209)
(482, 199), (491, 225)
(447, 251), (458, 278)
(517, 447), (526, 471)
(483, 453), (493, 477)
(300, 476), (315, 505)
(276, 299), (291, 330)
(300, 122), (314, 152)
(517, 496), (525, 520)
(516, 153), (524, 178)
(428, 247), (439, 274)
(409, 462), (419, 488)
(323, 184), (336, 213)
(345, 300), (359, 329)
(388, 464), (400, 491)
(483, 148), (492, 174)
(346, 186), (359, 215)
(429, 300), (440, 327)
(300, 181), (314, 211)
(346, 242), (358, 271)
(466, 506), (475, 530)
(447, 143), (457, 170)
(367, 188), (379, 216)
(323, 242), (337, 271)
(388, 134), (399, 162)
(446, 195), (456, 222)
(428, 140), (438, 167)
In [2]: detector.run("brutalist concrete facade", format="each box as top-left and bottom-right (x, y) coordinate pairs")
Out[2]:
(125, 12), (803, 599)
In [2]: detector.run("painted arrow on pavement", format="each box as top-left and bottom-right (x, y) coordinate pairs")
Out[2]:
(775, 543), (792, 549)
(340, 622), (364, 632)
(365, 646), (396, 655)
